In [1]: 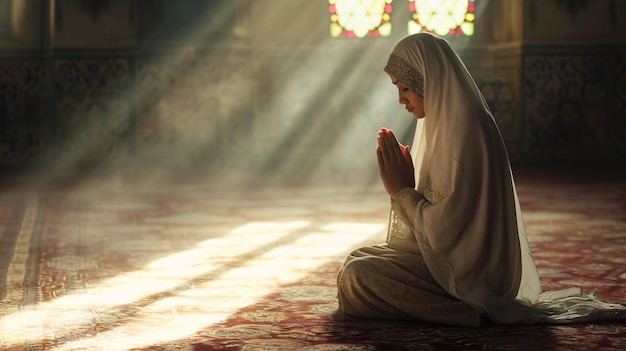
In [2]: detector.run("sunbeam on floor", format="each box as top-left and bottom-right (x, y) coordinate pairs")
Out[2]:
(0, 184), (390, 350)
(1, 167), (626, 350)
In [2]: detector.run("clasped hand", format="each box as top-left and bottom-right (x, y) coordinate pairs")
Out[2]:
(376, 128), (415, 199)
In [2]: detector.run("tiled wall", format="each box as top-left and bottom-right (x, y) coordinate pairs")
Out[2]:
(1, 0), (625, 185)
(0, 59), (48, 164)
(1, 0), (254, 183)
(522, 48), (626, 163)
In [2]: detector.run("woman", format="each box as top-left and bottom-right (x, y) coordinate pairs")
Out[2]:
(336, 33), (625, 327)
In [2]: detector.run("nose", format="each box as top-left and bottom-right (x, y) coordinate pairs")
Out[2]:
(398, 92), (407, 105)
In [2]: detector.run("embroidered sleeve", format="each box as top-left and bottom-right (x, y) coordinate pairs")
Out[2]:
(389, 188), (426, 240)
(424, 175), (449, 204)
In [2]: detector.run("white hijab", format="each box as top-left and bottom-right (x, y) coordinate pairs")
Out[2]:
(384, 33), (625, 324)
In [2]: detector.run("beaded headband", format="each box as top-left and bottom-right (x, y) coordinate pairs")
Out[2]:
(384, 54), (424, 98)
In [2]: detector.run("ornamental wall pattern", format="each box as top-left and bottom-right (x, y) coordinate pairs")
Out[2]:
(523, 51), (626, 164)
(2, 48), (623, 172)
(0, 0), (624, 182)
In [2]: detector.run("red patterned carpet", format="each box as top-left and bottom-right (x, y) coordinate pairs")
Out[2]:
(1, 167), (625, 350)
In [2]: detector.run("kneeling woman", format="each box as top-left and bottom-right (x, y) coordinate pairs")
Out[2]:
(336, 33), (626, 327)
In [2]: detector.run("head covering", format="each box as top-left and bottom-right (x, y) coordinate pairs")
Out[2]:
(384, 54), (424, 97)
(384, 33), (543, 323)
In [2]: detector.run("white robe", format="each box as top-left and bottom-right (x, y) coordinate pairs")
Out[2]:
(338, 33), (626, 325)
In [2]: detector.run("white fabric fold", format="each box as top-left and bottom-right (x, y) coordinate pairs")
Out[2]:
(383, 33), (625, 324)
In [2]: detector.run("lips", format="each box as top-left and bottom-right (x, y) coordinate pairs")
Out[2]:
(406, 106), (413, 112)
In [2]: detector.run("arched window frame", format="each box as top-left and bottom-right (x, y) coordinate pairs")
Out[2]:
(328, 0), (393, 38)
(408, 0), (475, 36)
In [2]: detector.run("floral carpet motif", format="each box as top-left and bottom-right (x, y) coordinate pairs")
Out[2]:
(0, 169), (625, 350)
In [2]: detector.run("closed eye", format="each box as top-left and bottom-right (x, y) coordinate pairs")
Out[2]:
(392, 79), (409, 92)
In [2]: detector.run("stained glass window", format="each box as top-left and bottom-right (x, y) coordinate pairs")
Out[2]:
(329, 0), (393, 38)
(408, 0), (475, 36)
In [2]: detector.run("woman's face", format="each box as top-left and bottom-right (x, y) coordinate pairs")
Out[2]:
(387, 73), (425, 119)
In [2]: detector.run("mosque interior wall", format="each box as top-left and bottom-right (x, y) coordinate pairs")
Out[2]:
(0, 0), (624, 184)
